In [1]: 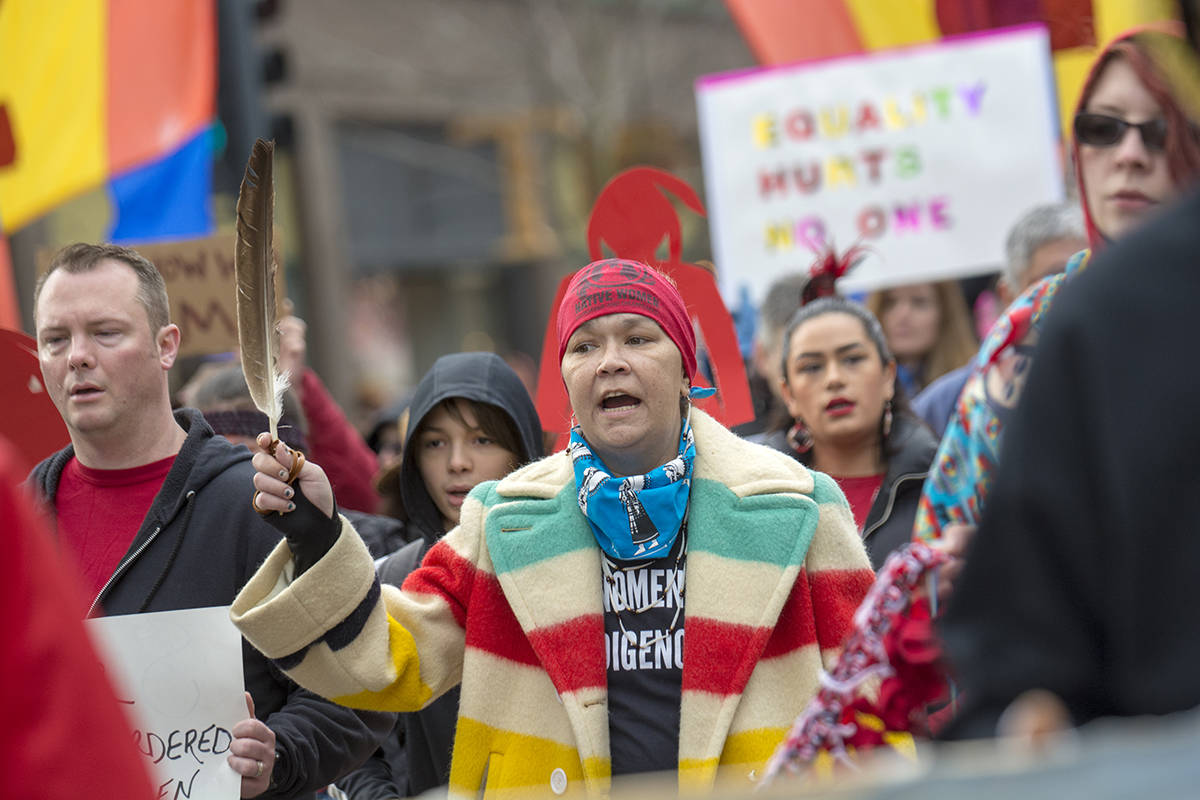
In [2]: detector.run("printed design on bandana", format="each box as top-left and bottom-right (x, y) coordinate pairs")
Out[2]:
(569, 419), (695, 560)
(571, 259), (663, 316)
(618, 476), (660, 549)
(576, 465), (606, 515)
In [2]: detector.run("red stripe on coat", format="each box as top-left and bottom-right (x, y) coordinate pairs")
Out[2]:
(681, 616), (770, 695)
(400, 541), (478, 629)
(463, 572), (540, 667)
(811, 568), (874, 650)
(526, 615), (607, 693)
(760, 573), (819, 659)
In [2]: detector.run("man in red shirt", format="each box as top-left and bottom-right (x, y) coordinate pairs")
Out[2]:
(29, 243), (392, 799)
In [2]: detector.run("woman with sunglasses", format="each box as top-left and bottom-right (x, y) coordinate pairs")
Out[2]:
(914, 24), (1200, 548)
(1074, 34), (1200, 243)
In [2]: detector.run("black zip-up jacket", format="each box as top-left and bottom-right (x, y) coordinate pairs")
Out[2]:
(337, 352), (544, 800)
(751, 414), (937, 569)
(31, 409), (395, 799)
(856, 415), (938, 568)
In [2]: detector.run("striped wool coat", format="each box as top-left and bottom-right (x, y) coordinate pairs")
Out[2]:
(232, 410), (873, 798)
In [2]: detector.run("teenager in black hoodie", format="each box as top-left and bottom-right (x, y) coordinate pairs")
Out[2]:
(337, 352), (543, 799)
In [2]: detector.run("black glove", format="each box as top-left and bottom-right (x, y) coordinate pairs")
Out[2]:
(261, 478), (341, 577)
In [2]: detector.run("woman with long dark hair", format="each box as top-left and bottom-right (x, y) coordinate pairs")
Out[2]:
(759, 287), (938, 569)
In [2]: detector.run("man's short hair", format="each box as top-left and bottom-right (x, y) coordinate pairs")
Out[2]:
(1002, 204), (1085, 290)
(34, 243), (170, 333)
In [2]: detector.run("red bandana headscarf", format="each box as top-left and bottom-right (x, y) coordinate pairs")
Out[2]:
(555, 258), (697, 380)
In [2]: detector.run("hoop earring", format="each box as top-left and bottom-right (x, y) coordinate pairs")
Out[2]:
(787, 420), (813, 454)
(883, 399), (893, 438)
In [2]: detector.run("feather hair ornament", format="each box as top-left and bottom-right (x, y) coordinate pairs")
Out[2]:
(801, 243), (871, 306)
(234, 138), (290, 449)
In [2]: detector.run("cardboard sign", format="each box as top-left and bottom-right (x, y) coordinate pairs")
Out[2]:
(129, 236), (239, 358)
(696, 25), (1063, 299)
(86, 606), (245, 800)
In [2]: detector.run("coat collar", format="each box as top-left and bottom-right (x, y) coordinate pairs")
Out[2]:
(493, 410), (815, 501)
(485, 410), (820, 776)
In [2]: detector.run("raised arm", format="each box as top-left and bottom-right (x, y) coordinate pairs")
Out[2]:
(233, 435), (480, 714)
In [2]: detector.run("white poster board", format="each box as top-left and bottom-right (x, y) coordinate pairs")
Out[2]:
(696, 24), (1063, 299)
(87, 606), (245, 800)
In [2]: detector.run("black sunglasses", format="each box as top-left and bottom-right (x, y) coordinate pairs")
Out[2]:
(1074, 112), (1169, 151)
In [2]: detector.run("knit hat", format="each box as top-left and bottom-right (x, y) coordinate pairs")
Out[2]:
(555, 258), (697, 380)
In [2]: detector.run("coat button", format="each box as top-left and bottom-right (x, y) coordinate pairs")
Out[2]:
(550, 767), (568, 795)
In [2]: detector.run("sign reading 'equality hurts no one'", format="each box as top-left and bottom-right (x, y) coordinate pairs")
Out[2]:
(696, 24), (1063, 300)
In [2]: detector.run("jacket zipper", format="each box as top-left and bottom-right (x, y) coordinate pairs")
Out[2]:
(87, 489), (198, 617)
(88, 525), (163, 617)
(861, 472), (926, 542)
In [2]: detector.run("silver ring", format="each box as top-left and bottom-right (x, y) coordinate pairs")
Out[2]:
(255, 760), (264, 779)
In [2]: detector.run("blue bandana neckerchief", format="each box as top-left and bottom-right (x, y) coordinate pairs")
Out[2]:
(569, 415), (697, 561)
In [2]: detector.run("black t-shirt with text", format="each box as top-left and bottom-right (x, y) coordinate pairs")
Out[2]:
(603, 529), (686, 776)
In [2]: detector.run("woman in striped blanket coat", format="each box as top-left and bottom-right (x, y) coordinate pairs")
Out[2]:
(232, 258), (873, 798)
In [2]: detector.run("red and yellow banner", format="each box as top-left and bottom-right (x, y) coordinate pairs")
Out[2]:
(0, 0), (214, 231)
(724, 0), (1177, 133)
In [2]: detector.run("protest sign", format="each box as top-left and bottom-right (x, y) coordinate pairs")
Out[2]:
(124, 235), (240, 358)
(696, 24), (1063, 299)
(87, 605), (245, 800)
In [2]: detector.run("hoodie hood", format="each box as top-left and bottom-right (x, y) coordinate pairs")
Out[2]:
(1072, 24), (1196, 250)
(397, 352), (543, 544)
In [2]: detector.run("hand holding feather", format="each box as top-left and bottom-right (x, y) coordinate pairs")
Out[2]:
(252, 434), (340, 576)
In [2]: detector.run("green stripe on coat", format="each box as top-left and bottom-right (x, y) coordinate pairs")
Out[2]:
(483, 483), (597, 576)
(686, 477), (818, 567)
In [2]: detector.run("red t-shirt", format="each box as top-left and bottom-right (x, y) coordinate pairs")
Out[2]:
(55, 455), (176, 599)
(834, 473), (885, 533)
